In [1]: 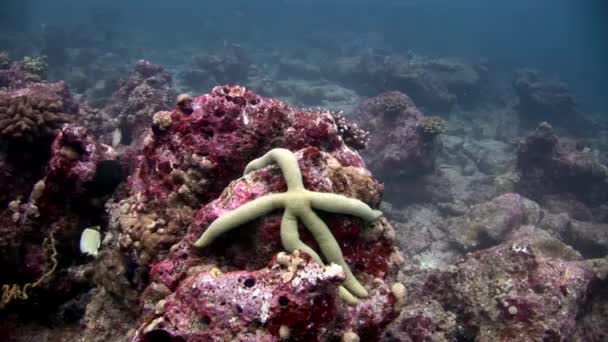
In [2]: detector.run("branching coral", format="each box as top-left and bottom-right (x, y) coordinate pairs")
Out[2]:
(0, 82), (75, 142)
(194, 148), (383, 305)
(330, 111), (369, 150)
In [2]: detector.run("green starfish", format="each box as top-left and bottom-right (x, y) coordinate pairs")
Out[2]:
(194, 148), (382, 305)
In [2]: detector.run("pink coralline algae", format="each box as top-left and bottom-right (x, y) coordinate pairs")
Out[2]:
(133, 146), (402, 341)
(113, 86), (370, 269)
(133, 85), (364, 203)
(135, 252), (345, 342)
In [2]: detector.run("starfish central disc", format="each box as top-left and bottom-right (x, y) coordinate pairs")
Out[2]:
(193, 148), (382, 305)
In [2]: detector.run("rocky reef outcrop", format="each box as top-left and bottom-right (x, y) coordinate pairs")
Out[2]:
(131, 147), (402, 341)
(513, 69), (591, 134)
(352, 91), (446, 204)
(1, 40), (607, 341)
(0, 124), (123, 312)
(516, 122), (608, 211)
(103, 60), (174, 145)
(324, 53), (486, 113)
(109, 85), (373, 271)
(0, 81), (78, 143)
(179, 44), (256, 93)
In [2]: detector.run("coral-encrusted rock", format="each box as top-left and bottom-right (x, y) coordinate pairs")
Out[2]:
(0, 125), (123, 311)
(0, 54), (48, 89)
(111, 85), (368, 268)
(0, 81), (78, 142)
(134, 252), (345, 342)
(353, 91), (442, 181)
(513, 69), (590, 133)
(381, 300), (457, 341)
(446, 193), (541, 252)
(132, 148), (402, 341)
(415, 229), (596, 341)
(516, 122), (608, 208)
(41, 124), (122, 209)
(103, 60), (173, 145)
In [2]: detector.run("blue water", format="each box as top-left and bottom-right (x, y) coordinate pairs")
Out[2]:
(2, 0), (607, 111)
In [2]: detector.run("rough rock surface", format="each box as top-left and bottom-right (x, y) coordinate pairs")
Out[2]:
(323, 54), (485, 113)
(103, 60), (174, 145)
(0, 125), (121, 311)
(111, 85), (370, 268)
(516, 122), (608, 209)
(514, 69), (589, 133)
(131, 147), (403, 341)
(353, 91), (443, 180)
(352, 91), (444, 204)
(446, 193), (541, 252)
(402, 227), (599, 341)
(0, 53), (48, 89)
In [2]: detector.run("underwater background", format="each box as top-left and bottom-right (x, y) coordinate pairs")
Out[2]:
(1, 0), (607, 341)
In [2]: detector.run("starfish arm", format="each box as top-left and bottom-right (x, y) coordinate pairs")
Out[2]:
(194, 193), (286, 248)
(299, 209), (369, 299)
(308, 192), (382, 222)
(338, 286), (360, 306)
(282, 209), (359, 306)
(244, 148), (304, 190)
(280, 209), (323, 263)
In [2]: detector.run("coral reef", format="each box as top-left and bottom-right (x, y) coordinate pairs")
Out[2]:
(102, 60), (174, 145)
(353, 91), (443, 183)
(409, 227), (598, 341)
(0, 124), (122, 312)
(323, 53), (485, 113)
(0, 81), (78, 143)
(513, 69), (590, 133)
(417, 116), (448, 140)
(133, 147), (402, 340)
(0, 54), (49, 89)
(1, 31), (607, 341)
(111, 85), (368, 268)
(516, 122), (608, 209)
(179, 45), (255, 92)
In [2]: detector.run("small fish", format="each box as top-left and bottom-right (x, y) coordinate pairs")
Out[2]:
(80, 226), (101, 257)
(112, 128), (122, 147)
